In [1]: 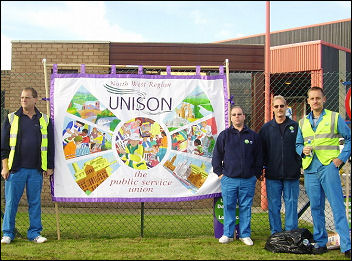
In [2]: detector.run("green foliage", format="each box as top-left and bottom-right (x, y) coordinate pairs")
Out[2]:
(109, 119), (120, 131)
(66, 107), (80, 117)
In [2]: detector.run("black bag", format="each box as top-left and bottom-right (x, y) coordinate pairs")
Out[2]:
(264, 228), (314, 254)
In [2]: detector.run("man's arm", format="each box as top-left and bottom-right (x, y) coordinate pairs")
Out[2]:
(1, 116), (11, 179)
(211, 132), (224, 177)
(295, 127), (305, 157)
(1, 158), (10, 180)
(334, 115), (351, 168)
(254, 132), (264, 180)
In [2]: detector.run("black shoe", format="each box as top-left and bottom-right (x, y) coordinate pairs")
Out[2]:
(312, 245), (328, 255)
(345, 250), (351, 258)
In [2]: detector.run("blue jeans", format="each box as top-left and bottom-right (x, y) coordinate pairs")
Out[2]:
(221, 175), (257, 238)
(2, 168), (43, 241)
(304, 162), (351, 253)
(266, 179), (299, 234)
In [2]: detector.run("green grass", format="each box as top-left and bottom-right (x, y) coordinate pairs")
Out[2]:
(1, 212), (349, 260)
(1, 236), (349, 260)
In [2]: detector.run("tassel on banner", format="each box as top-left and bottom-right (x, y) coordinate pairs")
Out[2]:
(219, 65), (224, 75)
(166, 66), (171, 75)
(111, 65), (116, 74)
(196, 66), (201, 75)
(228, 95), (235, 105)
(52, 64), (58, 74)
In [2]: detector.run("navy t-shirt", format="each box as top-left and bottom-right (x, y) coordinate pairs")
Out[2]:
(18, 113), (41, 169)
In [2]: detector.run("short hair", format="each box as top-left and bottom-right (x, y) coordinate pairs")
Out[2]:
(308, 86), (325, 97)
(230, 105), (244, 113)
(22, 87), (38, 98)
(272, 95), (286, 106)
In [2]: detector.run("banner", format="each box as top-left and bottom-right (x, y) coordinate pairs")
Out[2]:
(51, 67), (228, 202)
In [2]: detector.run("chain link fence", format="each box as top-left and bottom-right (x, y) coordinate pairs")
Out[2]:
(1, 69), (351, 240)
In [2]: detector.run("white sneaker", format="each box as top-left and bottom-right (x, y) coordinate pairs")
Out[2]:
(32, 235), (47, 243)
(219, 235), (234, 244)
(1, 236), (11, 244)
(240, 237), (253, 246)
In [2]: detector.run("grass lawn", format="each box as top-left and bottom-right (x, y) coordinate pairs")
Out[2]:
(1, 211), (349, 260)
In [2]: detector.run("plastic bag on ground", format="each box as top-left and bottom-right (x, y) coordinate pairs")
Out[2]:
(264, 228), (314, 254)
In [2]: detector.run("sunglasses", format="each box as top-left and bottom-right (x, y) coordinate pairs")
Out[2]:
(273, 104), (285, 108)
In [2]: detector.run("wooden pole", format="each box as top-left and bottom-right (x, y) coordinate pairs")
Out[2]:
(225, 59), (231, 125)
(42, 58), (61, 240)
(46, 63), (220, 70)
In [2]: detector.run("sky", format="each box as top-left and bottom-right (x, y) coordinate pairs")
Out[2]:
(1, 1), (351, 70)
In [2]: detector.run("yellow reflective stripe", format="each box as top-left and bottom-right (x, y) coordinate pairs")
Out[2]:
(303, 134), (340, 142)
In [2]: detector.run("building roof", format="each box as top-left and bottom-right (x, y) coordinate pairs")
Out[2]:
(214, 18), (351, 43)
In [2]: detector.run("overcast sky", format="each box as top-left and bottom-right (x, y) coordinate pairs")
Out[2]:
(1, 1), (351, 70)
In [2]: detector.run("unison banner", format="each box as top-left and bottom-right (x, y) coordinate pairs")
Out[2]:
(51, 67), (228, 202)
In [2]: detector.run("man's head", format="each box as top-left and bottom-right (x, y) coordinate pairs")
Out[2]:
(307, 86), (326, 113)
(272, 95), (287, 119)
(230, 105), (245, 129)
(20, 87), (38, 111)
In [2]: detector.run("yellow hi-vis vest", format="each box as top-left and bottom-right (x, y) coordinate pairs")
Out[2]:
(8, 112), (49, 171)
(120, 144), (148, 170)
(299, 109), (341, 169)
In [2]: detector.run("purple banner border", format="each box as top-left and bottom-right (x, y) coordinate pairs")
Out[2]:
(49, 65), (228, 202)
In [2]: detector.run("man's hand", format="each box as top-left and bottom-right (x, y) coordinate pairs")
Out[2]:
(332, 158), (343, 169)
(1, 167), (10, 180)
(303, 146), (313, 156)
(43, 169), (54, 176)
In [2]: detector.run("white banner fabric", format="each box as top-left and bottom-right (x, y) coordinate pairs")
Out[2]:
(51, 73), (227, 202)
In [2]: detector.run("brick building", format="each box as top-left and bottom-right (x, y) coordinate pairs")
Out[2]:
(2, 41), (109, 114)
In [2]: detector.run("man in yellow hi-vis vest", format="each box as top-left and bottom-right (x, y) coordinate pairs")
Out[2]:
(1, 87), (54, 244)
(296, 86), (351, 258)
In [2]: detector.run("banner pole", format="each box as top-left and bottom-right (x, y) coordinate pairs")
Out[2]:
(42, 58), (61, 240)
(225, 59), (230, 123)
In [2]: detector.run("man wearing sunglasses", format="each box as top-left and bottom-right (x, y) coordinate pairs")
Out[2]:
(259, 95), (301, 236)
